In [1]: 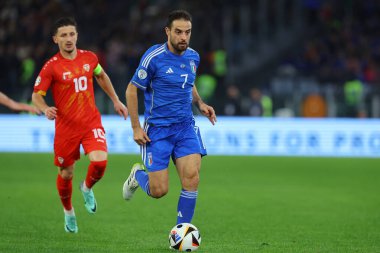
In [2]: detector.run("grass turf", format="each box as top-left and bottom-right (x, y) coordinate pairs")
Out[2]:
(0, 153), (379, 252)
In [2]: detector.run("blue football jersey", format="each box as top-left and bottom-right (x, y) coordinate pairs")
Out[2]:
(130, 43), (200, 126)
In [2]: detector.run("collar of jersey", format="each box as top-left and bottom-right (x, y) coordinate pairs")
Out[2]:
(164, 43), (187, 57)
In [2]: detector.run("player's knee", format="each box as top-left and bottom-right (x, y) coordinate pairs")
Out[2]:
(91, 160), (107, 177)
(89, 160), (107, 181)
(182, 172), (199, 190)
(150, 186), (168, 198)
(60, 172), (72, 180)
(59, 168), (73, 180)
(92, 160), (107, 169)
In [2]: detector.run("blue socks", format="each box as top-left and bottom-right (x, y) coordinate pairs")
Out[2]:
(135, 170), (198, 224)
(135, 170), (151, 196)
(177, 189), (198, 224)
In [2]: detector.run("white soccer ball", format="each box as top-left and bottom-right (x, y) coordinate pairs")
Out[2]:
(168, 223), (201, 252)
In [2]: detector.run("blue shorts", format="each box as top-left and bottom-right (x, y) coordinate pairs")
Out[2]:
(141, 121), (207, 172)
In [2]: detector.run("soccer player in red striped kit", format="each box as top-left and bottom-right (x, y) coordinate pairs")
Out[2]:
(32, 17), (128, 233)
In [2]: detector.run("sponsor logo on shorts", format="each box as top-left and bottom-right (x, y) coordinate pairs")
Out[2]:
(148, 152), (153, 166)
(58, 157), (64, 164)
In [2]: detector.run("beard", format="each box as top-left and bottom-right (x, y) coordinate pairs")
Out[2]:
(170, 39), (188, 54)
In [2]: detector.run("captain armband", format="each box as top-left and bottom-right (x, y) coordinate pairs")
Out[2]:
(94, 64), (103, 76)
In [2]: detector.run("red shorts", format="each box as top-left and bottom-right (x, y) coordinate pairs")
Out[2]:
(54, 126), (107, 167)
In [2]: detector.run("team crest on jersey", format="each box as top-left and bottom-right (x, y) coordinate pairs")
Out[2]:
(190, 60), (196, 74)
(63, 72), (72, 80)
(58, 157), (64, 164)
(34, 76), (41, 86)
(148, 152), (153, 166)
(83, 64), (90, 72)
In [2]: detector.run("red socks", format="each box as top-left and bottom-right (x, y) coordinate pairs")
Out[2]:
(56, 160), (107, 211)
(56, 174), (72, 211)
(85, 160), (107, 189)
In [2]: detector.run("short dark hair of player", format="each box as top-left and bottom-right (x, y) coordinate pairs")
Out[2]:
(52, 17), (77, 36)
(166, 10), (192, 28)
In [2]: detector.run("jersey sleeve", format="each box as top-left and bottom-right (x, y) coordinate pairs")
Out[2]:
(33, 62), (53, 96)
(85, 50), (101, 75)
(130, 46), (161, 90)
(196, 53), (200, 69)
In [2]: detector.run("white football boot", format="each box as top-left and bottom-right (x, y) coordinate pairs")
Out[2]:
(122, 163), (144, 200)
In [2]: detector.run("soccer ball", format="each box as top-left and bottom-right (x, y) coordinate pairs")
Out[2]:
(168, 223), (201, 251)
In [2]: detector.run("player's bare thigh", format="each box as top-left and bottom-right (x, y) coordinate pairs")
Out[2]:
(56, 150), (107, 180)
(88, 150), (107, 161)
(148, 169), (169, 198)
(175, 154), (201, 191)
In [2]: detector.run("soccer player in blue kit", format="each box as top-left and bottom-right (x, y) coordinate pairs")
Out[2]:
(123, 10), (216, 225)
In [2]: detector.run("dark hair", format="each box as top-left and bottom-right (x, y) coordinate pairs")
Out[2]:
(166, 10), (192, 28)
(52, 17), (77, 36)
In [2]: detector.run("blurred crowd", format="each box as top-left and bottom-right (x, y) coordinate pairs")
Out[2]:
(276, 0), (380, 118)
(2, 0), (380, 117)
(220, 0), (380, 118)
(0, 0), (225, 114)
(285, 1), (380, 85)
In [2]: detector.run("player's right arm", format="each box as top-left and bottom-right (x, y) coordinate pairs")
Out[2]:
(31, 92), (57, 120)
(32, 63), (57, 120)
(125, 83), (150, 145)
(126, 45), (161, 145)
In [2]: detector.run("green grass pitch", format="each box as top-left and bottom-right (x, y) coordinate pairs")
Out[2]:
(0, 153), (379, 253)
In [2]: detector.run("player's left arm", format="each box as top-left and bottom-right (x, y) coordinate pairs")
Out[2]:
(94, 65), (128, 119)
(192, 86), (217, 125)
(0, 91), (41, 114)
